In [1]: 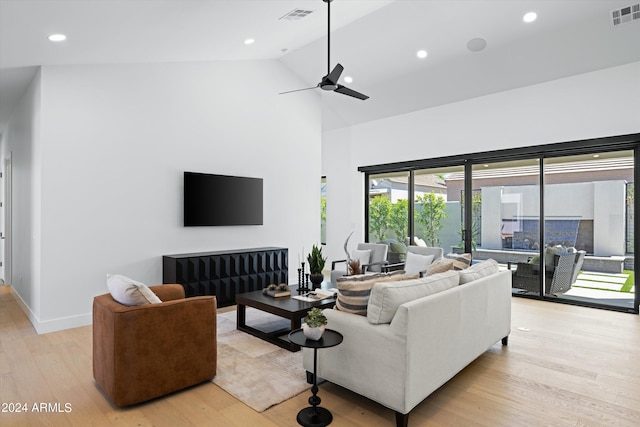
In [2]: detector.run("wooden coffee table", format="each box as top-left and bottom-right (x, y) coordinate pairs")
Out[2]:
(235, 285), (337, 352)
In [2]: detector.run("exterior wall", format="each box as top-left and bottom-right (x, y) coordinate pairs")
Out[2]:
(481, 181), (625, 256)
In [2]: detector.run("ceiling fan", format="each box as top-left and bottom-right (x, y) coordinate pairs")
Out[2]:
(280, 0), (369, 100)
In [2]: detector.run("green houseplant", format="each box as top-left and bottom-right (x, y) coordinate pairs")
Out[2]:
(303, 307), (328, 340)
(307, 244), (327, 288)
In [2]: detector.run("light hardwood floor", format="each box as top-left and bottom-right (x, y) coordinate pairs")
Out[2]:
(1, 285), (639, 426)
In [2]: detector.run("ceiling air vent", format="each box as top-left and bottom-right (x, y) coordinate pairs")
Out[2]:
(279, 9), (314, 21)
(611, 4), (640, 26)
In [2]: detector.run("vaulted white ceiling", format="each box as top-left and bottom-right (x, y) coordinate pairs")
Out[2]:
(1, 0), (639, 133)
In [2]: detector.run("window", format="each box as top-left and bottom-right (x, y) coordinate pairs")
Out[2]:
(359, 134), (639, 314)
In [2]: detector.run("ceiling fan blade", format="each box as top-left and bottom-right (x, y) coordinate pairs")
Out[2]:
(335, 84), (369, 100)
(326, 63), (344, 85)
(279, 86), (319, 95)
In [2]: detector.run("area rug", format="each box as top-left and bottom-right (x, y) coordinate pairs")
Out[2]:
(212, 308), (311, 412)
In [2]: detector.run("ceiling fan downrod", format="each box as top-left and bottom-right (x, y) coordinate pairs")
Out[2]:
(325, 0), (332, 76)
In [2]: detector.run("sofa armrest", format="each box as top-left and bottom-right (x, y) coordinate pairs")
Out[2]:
(390, 270), (511, 411)
(331, 259), (347, 270)
(303, 309), (407, 411)
(362, 260), (389, 273)
(382, 261), (405, 272)
(149, 284), (185, 301)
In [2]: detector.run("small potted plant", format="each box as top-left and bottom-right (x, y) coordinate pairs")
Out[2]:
(302, 307), (327, 341)
(307, 244), (327, 289)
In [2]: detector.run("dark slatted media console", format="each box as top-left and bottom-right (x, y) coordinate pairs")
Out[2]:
(162, 247), (288, 307)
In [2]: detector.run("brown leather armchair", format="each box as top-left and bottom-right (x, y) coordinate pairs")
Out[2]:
(93, 284), (217, 406)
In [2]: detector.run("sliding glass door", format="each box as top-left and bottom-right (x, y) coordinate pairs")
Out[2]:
(471, 159), (542, 295)
(542, 151), (635, 310)
(413, 166), (465, 252)
(367, 172), (410, 263)
(360, 134), (639, 314)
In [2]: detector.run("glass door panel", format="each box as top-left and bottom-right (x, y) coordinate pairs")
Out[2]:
(367, 172), (410, 264)
(413, 166), (465, 252)
(543, 150), (634, 310)
(472, 159), (541, 295)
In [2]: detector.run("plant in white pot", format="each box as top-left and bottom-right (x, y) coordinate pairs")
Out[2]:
(302, 307), (327, 341)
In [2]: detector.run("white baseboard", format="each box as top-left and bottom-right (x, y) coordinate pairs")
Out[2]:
(11, 290), (91, 334)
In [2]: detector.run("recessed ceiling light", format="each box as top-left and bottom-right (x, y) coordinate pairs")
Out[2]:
(344, 76), (353, 84)
(244, 38), (255, 45)
(523, 12), (537, 23)
(416, 50), (428, 59)
(48, 34), (67, 42)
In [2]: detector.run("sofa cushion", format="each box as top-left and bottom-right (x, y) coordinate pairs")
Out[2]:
(335, 271), (412, 316)
(426, 258), (456, 275)
(459, 259), (499, 284)
(367, 270), (460, 324)
(107, 274), (162, 306)
(404, 252), (434, 276)
(445, 253), (472, 270)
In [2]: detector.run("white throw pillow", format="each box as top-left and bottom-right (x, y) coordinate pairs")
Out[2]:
(404, 252), (434, 276)
(107, 274), (162, 306)
(459, 259), (499, 284)
(414, 237), (427, 247)
(367, 270), (460, 324)
(351, 249), (371, 267)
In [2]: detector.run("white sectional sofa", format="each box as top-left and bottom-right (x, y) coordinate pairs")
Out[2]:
(303, 261), (512, 427)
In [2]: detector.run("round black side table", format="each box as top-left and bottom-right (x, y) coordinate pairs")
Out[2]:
(288, 328), (343, 427)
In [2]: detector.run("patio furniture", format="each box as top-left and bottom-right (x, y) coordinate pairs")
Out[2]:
(380, 239), (408, 264)
(512, 252), (578, 295)
(383, 246), (444, 275)
(570, 250), (586, 284)
(330, 243), (388, 283)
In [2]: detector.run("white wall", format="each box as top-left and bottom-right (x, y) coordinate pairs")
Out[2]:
(0, 69), (42, 325)
(322, 126), (364, 263)
(322, 62), (640, 261)
(4, 59), (321, 333)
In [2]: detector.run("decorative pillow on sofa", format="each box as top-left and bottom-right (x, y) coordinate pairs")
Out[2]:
(107, 274), (162, 306)
(459, 259), (499, 284)
(367, 270), (460, 324)
(445, 253), (472, 270)
(426, 258), (456, 275)
(404, 252), (434, 276)
(336, 271), (413, 316)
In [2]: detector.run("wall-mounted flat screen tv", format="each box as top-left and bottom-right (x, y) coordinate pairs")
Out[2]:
(184, 172), (263, 226)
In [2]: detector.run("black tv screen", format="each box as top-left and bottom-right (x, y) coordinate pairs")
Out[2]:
(184, 172), (263, 226)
